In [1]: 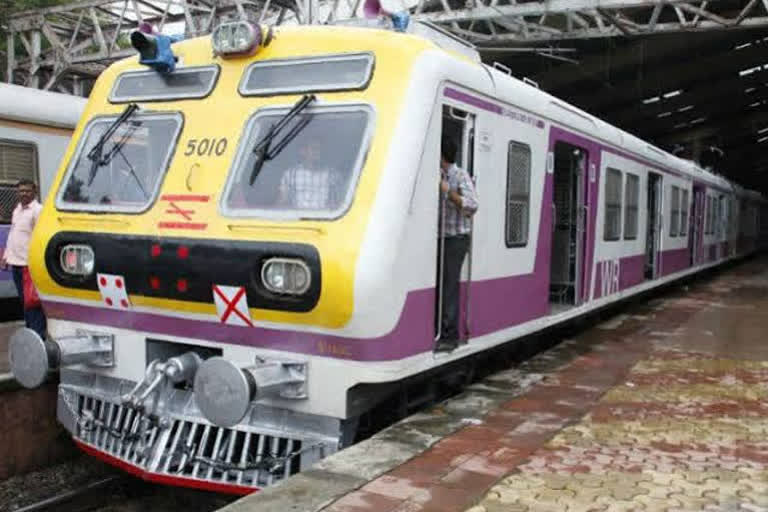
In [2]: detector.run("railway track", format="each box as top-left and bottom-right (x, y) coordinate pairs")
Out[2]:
(0, 450), (238, 512)
(11, 476), (124, 512)
(5, 471), (237, 512)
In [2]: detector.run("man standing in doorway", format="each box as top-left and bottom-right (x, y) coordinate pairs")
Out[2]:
(1, 179), (47, 338)
(437, 137), (479, 353)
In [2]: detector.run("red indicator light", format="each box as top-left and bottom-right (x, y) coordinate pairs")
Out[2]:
(149, 276), (161, 290)
(120, 299), (129, 308)
(99, 276), (107, 287)
(177, 278), (188, 292)
(106, 298), (113, 306)
(151, 245), (162, 258)
(115, 278), (123, 289)
(177, 246), (189, 259)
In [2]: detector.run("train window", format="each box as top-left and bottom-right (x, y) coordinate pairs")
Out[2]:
(56, 112), (182, 213)
(623, 173), (639, 240)
(670, 186), (680, 237)
(680, 189), (689, 236)
(110, 66), (219, 103)
(240, 53), (374, 96)
(505, 141), (531, 247)
(604, 168), (622, 241)
(0, 140), (38, 223)
(221, 104), (373, 220)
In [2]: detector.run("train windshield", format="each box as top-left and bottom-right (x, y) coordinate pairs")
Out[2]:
(56, 112), (182, 213)
(222, 104), (373, 219)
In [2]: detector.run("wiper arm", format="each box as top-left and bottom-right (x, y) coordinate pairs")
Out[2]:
(116, 145), (149, 200)
(102, 118), (140, 167)
(249, 94), (315, 186)
(87, 103), (139, 186)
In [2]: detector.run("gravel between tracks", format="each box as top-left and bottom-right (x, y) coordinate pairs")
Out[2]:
(0, 454), (238, 512)
(0, 456), (116, 511)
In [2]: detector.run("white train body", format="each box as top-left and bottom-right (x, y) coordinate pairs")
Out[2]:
(0, 84), (86, 298)
(11, 22), (766, 494)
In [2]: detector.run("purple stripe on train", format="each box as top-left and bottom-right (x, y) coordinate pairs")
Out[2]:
(660, 248), (690, 277)
(593, 255), (645, 300)
(44, 290), (435, 362)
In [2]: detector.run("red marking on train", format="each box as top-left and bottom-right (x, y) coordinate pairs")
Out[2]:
(74, 440), (257, 496)
(151, 244), (162, 258)
(149, 276), (160, 290)
(157, 222), (207, 230)
(160, 194), (210, 202)
(165, 202), (194, 221)
(177, 246), (189, 259)
(213, 285), (253, 327)
(159, 194), (208, 229)
(177, 278), (188, 292)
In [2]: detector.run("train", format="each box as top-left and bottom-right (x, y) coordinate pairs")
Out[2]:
(0, 84), (86, 299)
(8, 17), (768, 495)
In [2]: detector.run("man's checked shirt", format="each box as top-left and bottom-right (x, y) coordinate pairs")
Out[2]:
(442, 163), (479, 237)
(279, 166), (342, 211)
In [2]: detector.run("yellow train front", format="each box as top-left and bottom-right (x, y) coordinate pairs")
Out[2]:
(8, 20), (471, 493)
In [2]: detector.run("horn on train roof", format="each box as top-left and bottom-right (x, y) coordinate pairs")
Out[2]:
(130, 23), (182, 73)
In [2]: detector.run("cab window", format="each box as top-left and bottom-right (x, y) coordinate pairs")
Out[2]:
(222, 104), (373, 220)
(56, 112), (182, 212)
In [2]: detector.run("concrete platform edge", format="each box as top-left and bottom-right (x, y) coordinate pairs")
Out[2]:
(216, 367), (543, 512)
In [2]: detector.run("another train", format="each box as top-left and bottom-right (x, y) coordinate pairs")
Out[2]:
(0, 84), (86, 299)
(9, 18), (767, 495)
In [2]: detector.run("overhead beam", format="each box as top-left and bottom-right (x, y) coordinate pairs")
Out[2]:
(563, 40), (768, 113)
(531, 30), (746, 93)
(607, 73), (768, 129)
(415, 0), (768, 43)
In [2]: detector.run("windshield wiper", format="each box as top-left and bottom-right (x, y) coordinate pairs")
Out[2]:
(116, 143), (149, 200)
(87, 103), (139, 186)
(248, 94), (316, 186)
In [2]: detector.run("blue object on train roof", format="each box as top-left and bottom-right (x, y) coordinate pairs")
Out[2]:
(390, 11), (410, 32)
(130, 31), (183, 73)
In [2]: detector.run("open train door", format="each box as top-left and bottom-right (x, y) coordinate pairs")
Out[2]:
(434, 104), (476, 347)
(547, 137), (591, 311)
(691, 185), (705, 265)
(645, 173), (663, 279)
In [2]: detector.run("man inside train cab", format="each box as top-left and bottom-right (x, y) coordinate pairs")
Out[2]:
(436, 136), (479, 353)
(0, 179), (47, 339)
(278, 137), (343, 211)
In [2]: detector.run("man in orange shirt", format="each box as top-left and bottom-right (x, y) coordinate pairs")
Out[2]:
(1, 179), (47, 338)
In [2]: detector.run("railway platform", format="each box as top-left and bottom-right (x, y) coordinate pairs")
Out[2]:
(219, 255), (768, 512)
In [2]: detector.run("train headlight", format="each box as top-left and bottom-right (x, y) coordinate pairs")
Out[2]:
(60, 244), (95, 276)
(212, 21), (272, 58)
(261, 258), (310, 295)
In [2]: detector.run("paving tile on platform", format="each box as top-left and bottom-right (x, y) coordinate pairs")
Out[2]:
(324, 491), (406, 512)
(361, 475), (431, 502)
(440, 467), (499, 493)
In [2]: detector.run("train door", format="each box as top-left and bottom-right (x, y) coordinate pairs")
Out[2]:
(548, 141), (588, 311)
(691, 186), (705, 265)
(434, 105), (475, 347)
(645, 172), (662, 279)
